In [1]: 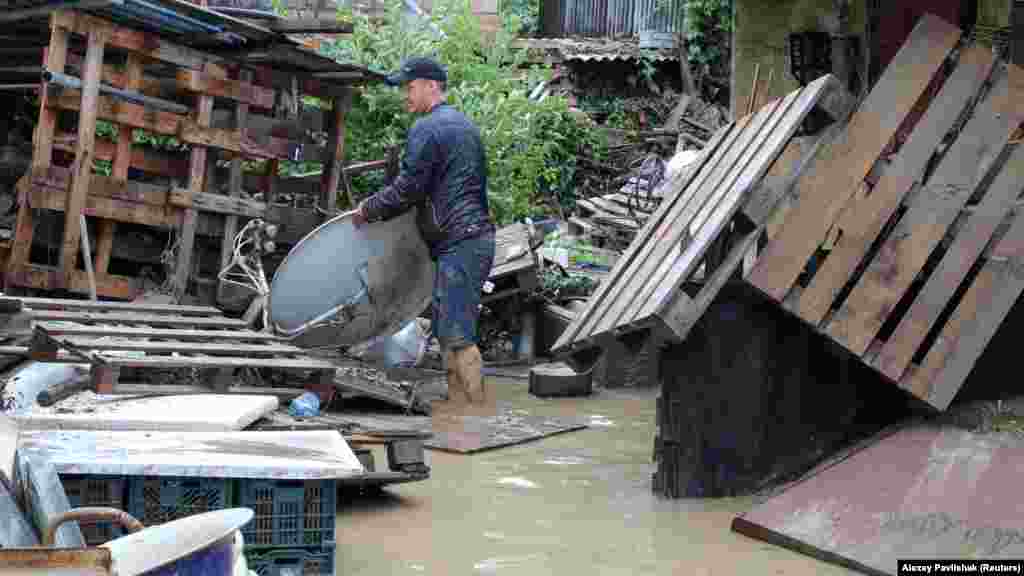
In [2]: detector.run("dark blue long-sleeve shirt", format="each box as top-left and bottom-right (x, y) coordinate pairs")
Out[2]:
(361, 103), (494, 255)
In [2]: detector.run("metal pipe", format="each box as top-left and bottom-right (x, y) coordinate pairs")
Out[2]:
(43, 69), (192, 115)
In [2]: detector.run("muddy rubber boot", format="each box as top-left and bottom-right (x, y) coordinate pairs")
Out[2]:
(444, 348), (470, 407)
(454, 345), (490, 414)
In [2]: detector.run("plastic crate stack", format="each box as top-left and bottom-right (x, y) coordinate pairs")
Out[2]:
(58, 474), (338, 576)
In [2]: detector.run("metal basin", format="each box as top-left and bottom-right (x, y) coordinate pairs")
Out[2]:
(268, 209), (435, 349)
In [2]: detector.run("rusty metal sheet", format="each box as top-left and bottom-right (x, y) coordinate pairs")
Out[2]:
(733, 425), (1024, 575)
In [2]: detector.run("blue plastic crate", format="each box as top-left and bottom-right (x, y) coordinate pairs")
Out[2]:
(61, 474), (129, 546)
(245, 546), (335, 576)
(238, 479), (336, 548)
(128, 476), (233, 527)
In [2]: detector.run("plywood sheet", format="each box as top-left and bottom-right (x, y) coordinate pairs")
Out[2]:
(17, 430), (364, 479)
(733, 425), (1024, 575)
(10, 393), (279, 432)
(426, 412), (587, 454)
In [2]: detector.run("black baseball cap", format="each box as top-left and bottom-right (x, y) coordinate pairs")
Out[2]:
(385, 57), (447, 87)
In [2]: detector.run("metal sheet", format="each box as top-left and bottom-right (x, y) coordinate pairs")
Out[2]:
(268, 209), (435, 349)
(733, 425), (1024, 575)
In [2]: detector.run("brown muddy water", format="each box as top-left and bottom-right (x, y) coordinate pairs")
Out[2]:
(336, 376), (858, 575)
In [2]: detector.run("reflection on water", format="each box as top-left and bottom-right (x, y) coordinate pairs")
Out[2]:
(337, 379), (859, 575)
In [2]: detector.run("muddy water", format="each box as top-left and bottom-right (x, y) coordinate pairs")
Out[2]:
(336, 377), (858, 575)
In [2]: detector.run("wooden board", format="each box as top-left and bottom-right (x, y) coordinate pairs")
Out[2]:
(795, 45), (998, 327)
(876, 138), (1024, 383)
(902, 211), (1024, 409)
(11, 393), (279, 432)
(747, 14), (962, 303)
(826, 64), (1024, 356)
(26, 309), (247, 328)
(28, 183), (179, 228)
(15, 297), (219, 316)
(426, 412), (588, 454)
(560, 75), (839, 349)
(733, 424), (1024, 574)
(0, 339), (306, 356)
(20, 352), (337, 370)
(18, 429), (364, 479)
(28, 323), (284, 341)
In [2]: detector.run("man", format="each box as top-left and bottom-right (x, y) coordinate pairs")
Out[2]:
(353, 56), (496, 409)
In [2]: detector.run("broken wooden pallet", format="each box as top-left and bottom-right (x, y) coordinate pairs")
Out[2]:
(747, 14), (1024, 410)
(551, 72), (849, 366)
(0, 296), (336, 394)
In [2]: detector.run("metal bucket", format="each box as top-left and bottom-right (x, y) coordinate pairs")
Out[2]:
(267, 209), (435, 349)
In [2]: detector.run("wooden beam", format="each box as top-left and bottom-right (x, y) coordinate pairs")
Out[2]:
(169, 189), (266, 218)
(54, 134), (189, 178)
(175, 69), (275, 108)
(60, 28), (106, 288)
(51, 10), (217, 72)
(49, 91), (300, 160)
(321, 88), (352, 214)
(175, 65), (215, 302)
(9, 264), (138, 300)
(30, 166), (170, 206)
(268, 19), (354, 33)
(28, 184), (178, 228)
(218, 69), (252, 304)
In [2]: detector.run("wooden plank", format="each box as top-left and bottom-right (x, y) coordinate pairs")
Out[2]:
(175, 69), (275, 108)
(17, 297), (219, 316)
(796, 46), (997, 327)
(551, 122), (737, 353)
(169, 189), (265, 218)
(636, 78), (839, 327)
(51, 10), (213, 71)
(10, 264), (138, 300)
(876, 142), (1024, 382)
(60, 30), (105, 288)
(175, 71), (215, 302)
(27, 309), (248, 328)
(321, 89), (353, 212)
(590, 97), (791, 337)
(30, 324), (284, 340)
(575, 199), (641, 228)
(826, 64), (1024, 356)
(31, 166), (170, 206)
(54, 134), (189, 178)
(32, 351), (337, 370)
(49, 92), (297, 160)
(28, 184), (178, 228)
(572, 103), (774, 344)
(0, 339), (305, 356)
(219, 69), (251, 304)
(606, 193), (658, 213)
(659, 228), (759, 343)
(747, 14), (962, 303)
(903, 211), (1024, 409)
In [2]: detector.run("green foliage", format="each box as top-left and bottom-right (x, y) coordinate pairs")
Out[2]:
(318, 0), (604, 224)
(501, 0), (539, 35)
(685, 0), (732, 79)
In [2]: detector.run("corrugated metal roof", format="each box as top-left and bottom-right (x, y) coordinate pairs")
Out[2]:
(513, 37), (679, 63)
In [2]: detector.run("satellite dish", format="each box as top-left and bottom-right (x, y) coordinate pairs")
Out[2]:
(102, 508), (253, 576)
(268, 209), (435, 348)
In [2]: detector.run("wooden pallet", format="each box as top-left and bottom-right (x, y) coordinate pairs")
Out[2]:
(550, 72), (850, 365)
(4, 8), (357, 302)
(0, 296), (336, 394)
(483, 223), (539, 305)
(747, 14), (1024, 410)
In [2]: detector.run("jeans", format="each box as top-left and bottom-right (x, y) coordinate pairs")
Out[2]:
(432, 230), (495, 350)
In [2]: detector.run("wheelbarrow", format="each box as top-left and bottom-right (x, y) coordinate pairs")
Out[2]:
(0, 507), (254, 576)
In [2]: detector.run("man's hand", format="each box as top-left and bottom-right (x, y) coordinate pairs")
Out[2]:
(352, 201), (369, 229)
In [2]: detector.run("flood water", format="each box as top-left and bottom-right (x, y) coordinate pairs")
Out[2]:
(336, 376), (859, 575)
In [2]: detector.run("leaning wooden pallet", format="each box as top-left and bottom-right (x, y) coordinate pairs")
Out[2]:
(550, 72), (851, 367)
(747, 14), (1024, 410)
(3, 7), (366, 303)
(0, 296), (336, 394)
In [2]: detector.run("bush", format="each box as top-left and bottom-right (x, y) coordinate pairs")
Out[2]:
(318, 0), (605, 225)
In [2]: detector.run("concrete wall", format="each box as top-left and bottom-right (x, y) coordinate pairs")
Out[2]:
(730, 0), (867, 118)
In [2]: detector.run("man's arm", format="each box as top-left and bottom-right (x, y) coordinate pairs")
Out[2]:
(360, 125), (437, 222)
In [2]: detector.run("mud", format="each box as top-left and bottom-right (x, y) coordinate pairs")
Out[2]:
(337, 376), (859, 575)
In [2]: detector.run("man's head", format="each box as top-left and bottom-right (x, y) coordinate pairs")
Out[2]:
(386, 57), (447, 114)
